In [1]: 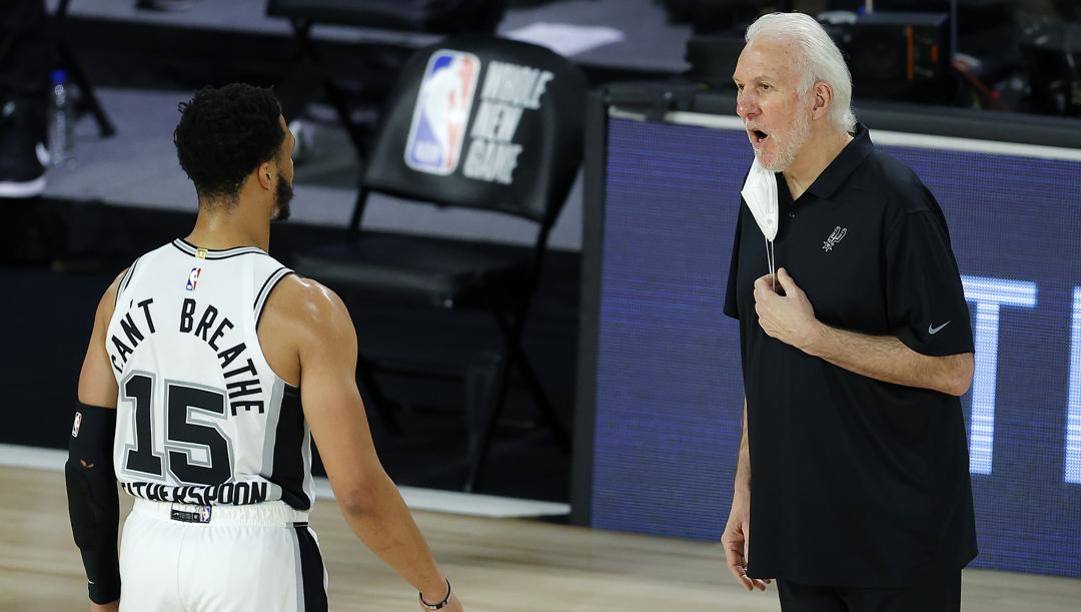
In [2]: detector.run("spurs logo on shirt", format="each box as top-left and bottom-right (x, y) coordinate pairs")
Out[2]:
(104, 240), (314, 510)
(822, 226), (847, 252)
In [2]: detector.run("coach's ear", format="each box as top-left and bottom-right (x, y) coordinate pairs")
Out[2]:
(811, 80), (833, 121)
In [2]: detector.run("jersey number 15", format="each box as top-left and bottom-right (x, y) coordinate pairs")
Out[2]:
(121, 373), (232, 486)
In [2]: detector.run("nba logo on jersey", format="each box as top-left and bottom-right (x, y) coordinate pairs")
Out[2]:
(71, 412), (82, 437)
(186, 267), (201, 291)
(198, 505), (212, 523)
(403, 49), (481, 175)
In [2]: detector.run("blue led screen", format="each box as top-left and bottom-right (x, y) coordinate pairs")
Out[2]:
(590, 116), (1081, 577)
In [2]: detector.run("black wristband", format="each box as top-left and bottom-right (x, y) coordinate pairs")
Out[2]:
(419, 578), (452, 610)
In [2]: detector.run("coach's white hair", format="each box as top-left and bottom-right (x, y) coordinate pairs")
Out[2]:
(745, 12), (857, 133)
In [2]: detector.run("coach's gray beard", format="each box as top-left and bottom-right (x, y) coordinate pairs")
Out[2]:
(758, 109), (812, 173)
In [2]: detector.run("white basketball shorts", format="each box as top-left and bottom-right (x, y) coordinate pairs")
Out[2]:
(118, 498), (328, 611)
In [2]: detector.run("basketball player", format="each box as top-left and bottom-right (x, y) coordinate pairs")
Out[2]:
(66, 83), (463, 611)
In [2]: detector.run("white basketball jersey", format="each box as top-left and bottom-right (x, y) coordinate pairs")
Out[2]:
(105, 239), (314, 510)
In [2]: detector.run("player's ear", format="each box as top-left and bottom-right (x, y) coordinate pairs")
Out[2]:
(256, 161), (274, 190)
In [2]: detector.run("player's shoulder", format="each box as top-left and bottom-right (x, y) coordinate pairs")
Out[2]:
(262, 274), (352, 335)
(94, 267), (129, 326)
(106, 267), (128, 297)
(269, 274), (346, 312)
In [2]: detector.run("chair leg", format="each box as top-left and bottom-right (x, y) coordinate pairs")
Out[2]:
(507, 341), (571, 451)
(464, 308), (572, 491)
(289, 20), (368, 160)
(346, 186), (368, 242)
(321, 77), (369, 157)
(463, 351), (501, 488)
(491, 308), (571, 449)
(275, 20), (320, 124)
(355, 353), (403, 435)
(276, 63), (323, 124)
(56, 41), (115, 138)
(463, 349), (513, 493)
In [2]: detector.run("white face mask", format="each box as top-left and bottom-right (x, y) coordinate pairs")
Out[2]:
(740, 157), (779, 288)
(740, 156), (778, 241)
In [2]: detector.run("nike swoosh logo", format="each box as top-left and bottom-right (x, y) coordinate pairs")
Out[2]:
(928, 321), (951, 335)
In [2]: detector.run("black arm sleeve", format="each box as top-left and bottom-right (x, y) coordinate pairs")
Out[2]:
(65, 403), (121, 604)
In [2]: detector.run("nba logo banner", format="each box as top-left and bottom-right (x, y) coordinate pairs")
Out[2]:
(186, 267), (201, 291)
(404, 49), (481, 175)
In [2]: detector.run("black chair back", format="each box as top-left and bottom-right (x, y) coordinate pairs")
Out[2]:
(361, 34), (588, 226)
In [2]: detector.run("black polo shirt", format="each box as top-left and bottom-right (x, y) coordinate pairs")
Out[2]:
(723, 125), (978, 588)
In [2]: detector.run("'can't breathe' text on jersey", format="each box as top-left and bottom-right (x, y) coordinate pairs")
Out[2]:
(104, 239), (313, 510)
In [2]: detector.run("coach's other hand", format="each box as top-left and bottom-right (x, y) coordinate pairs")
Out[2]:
(753, 267), (822, 352)
(722, 492), (771, 592)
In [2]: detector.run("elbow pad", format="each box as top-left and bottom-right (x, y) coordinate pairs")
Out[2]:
(65, 403), (121, 604)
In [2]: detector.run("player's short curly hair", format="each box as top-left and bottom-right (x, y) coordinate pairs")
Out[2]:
(174, 84), (285, 204)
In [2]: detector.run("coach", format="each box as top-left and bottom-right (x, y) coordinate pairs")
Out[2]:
(720, 12), (978, 612)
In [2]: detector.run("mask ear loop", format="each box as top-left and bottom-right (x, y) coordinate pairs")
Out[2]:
(764, 237), (775, 291)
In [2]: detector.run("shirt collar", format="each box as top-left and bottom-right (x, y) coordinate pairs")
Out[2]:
(805, 123), (874, 200)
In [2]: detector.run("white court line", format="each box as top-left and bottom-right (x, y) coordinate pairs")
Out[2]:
(609, 107), (1081, 162)
(0, 443), (569, 519)
(0, 442), (66, 471)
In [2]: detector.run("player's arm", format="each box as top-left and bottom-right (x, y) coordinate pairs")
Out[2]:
(69, 273), (124, 610)
(292, 281), (458, 609)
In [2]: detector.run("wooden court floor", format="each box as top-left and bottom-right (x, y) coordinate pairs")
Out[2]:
(1, 466), (1079, 611)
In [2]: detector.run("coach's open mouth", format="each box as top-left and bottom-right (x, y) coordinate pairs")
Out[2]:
(750, 129), (769, 144)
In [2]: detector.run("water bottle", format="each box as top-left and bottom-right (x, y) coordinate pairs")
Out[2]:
(47, 69), (73, 167)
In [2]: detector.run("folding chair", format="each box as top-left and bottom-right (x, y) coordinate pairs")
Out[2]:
(292, 34), (587, 491)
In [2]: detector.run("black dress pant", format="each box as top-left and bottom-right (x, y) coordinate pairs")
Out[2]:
(777, 573), (962, 612)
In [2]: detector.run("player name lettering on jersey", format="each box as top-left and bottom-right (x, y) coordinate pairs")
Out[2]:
(179, 298), (265, 416)
(122, 480), (269, 506)
(108, 296), (266, 416)
(108, 298), (157, 374)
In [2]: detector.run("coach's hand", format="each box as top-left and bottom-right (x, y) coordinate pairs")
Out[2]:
(90, 600), (118, 612)
(753, 268), (822, 352)
(722, 492), (771, 592)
